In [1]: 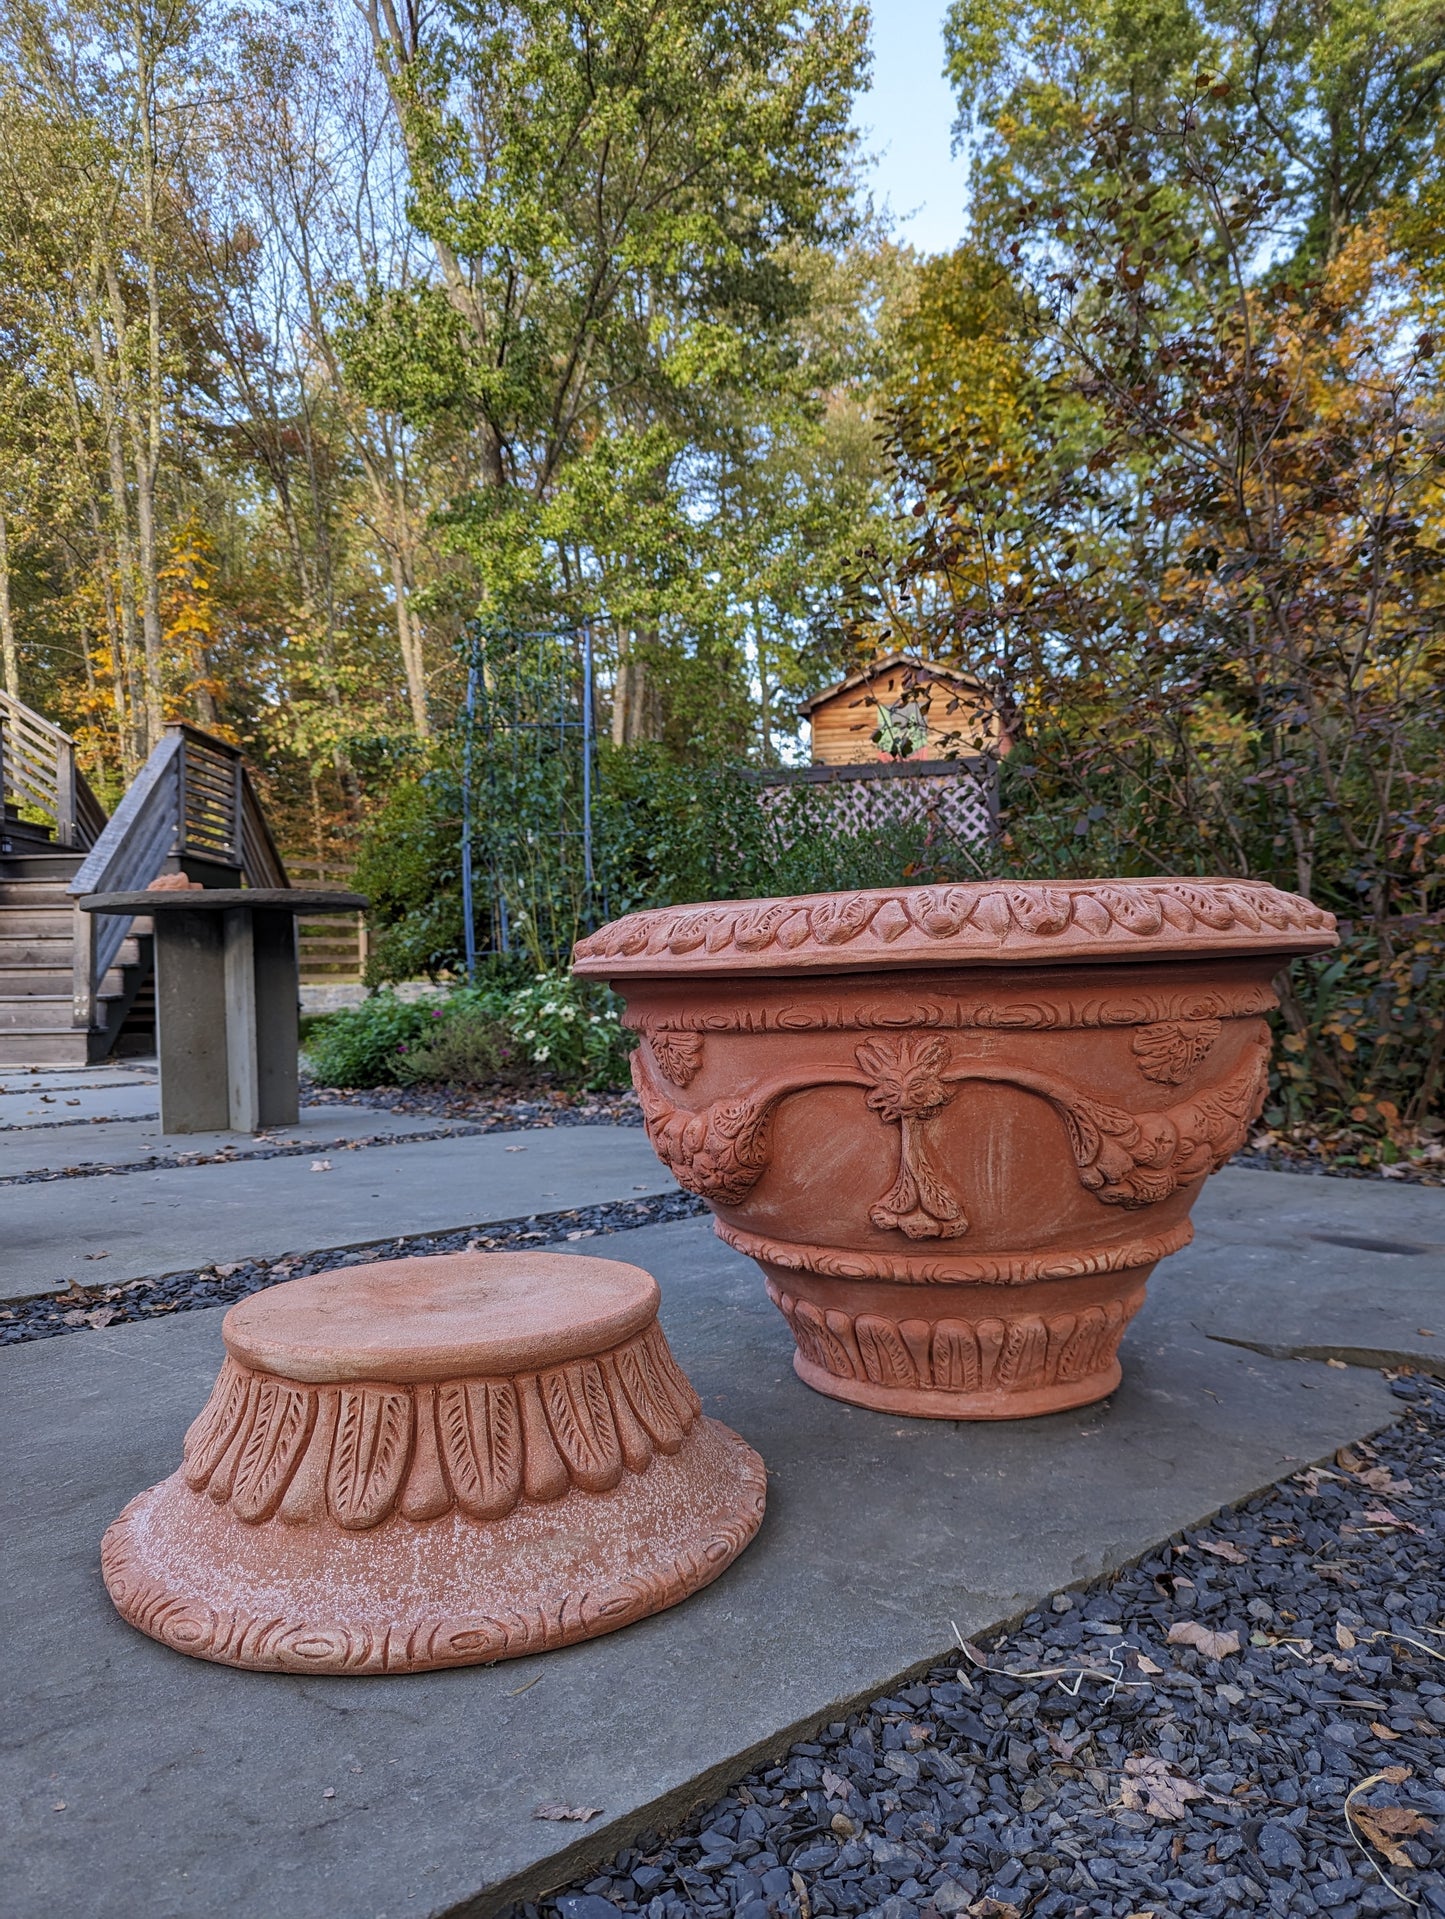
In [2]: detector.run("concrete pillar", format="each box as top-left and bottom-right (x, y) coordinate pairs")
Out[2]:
(155, 910), (230, 1133)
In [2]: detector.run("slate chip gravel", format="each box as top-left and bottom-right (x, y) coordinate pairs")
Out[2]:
(511, 1374), (1445, 1919)
(0, 1188), (709, 1344)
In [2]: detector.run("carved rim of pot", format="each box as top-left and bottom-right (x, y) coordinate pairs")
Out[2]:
(571, 876), (1337, 978)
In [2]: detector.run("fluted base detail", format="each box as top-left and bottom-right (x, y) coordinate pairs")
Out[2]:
(761, 1269), (1150, 1419)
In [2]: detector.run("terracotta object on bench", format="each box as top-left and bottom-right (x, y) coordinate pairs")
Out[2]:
(101, 1252), (765, 1673)
(573, 878), (1337, 1420)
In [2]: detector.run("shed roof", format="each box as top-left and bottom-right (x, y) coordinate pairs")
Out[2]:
(798, 652), (989, 718)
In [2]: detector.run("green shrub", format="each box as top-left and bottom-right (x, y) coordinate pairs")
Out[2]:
(393, 997), (516, 1086)
(304, 976), (634, 1091)
(503, 972), (634, 1089)
(303, 992), (436, 1087)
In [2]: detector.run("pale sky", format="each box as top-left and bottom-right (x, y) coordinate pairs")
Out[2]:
(857, 0), (970, 255)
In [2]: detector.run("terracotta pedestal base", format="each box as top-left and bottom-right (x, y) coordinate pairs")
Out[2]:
(101, 1252), (765, 1674)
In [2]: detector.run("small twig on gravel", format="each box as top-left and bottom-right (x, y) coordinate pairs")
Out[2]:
(1343, 1770), (1423, 1909)
(954, 1633), (1146, 1699)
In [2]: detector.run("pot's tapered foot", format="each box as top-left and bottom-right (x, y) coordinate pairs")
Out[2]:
(762, 1273), (1148, 1421)
(791, 1347), (1123, 1419)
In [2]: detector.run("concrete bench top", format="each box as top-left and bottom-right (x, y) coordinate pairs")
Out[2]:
(79, 889), (368, 914)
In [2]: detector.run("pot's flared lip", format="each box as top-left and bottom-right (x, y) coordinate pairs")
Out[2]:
(571, 877), (1337, 979)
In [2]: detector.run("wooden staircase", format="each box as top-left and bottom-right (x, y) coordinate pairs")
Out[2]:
(0, 694), (288, 1068)
(0, 807), (153, 1064)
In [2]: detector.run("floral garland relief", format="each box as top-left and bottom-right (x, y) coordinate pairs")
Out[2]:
(633, 1023), (1269, 1235)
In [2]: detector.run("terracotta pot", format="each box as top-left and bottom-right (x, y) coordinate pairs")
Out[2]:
(573, 878), (1336, 1420)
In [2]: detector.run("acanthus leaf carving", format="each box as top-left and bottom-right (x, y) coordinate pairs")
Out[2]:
(573, 877), (1336, 974)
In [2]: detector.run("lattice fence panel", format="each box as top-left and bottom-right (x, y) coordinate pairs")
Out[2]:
(757, 760), (997, 848)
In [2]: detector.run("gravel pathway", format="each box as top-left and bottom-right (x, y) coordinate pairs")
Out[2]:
(509, 1374), (1445, 1919)
(0, 1188), (709, 1346)
(299, 1080), (642, 1128)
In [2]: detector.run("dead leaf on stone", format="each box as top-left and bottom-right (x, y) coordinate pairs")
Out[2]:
(1359, 1507), (1424, 1535)
(821, 1769), (851, 1800)
(1336, 1623), (1357, 1650)
(1166, 1621), (1241, 1660)
(532, 1803), (602, 1823)
(968, 1899), (1021, 1919)
(1357, 1467), (1412, 1495)
(1196, 1540), (1247, 1564)
(1350, 1802), (1435, 1869)
(1370, 1722), (1402, 1741)
(1134, 1652), (1164, 1676)
(1117, 1754), (1207, 1821)
(310, 1159), (332, 1172)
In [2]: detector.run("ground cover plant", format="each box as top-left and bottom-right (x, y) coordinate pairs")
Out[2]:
(304, 974), (633, 1092)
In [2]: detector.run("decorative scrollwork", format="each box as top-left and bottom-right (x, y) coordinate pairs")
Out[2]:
(647, 1030), (704, 1086)
(178, 1322), (701, 1532)
(766, 1280), (1144, 1400)
(1055, 1042), (1269, 1208)
(1131, 1018), (1222, 1084)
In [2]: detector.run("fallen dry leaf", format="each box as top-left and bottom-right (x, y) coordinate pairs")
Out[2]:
(1166, 1621), (1241, 1660)
(968, 1900), (1021, 1919)
(1196, 1540), (1247, 1564)
(310, 1159), (332, 1172)
(1350, 1802), (1435, 1869)
(1357, 1467), (1412, 1495)
(1336, 1623), (1357, 1650)
(1370, 1722), (1402, 1741)
(1359, 1507), (1424, 1535)
(1134, 1652), (1164, 1676)
(532, 1804), (602, 1823)
(821, 1769), (851, 1800)
(1118, 1754), (1207, 1821)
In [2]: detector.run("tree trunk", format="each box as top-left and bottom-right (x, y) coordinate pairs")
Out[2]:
(0, 505), (18, 698)
(132, 13), (166, 745)
(386, 542), (430, 736)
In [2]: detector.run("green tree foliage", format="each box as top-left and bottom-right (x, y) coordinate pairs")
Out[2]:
(872, 67), (1445, 1135)
(946, 0), (1445, 271)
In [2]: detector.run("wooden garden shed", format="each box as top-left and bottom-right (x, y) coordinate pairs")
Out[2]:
(798, 653), (1008, 767)
(755, 654), (1006, 848)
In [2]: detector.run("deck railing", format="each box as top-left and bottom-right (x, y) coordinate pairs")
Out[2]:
(0, 691), (106, 849)
(68, 723), (288, 1027)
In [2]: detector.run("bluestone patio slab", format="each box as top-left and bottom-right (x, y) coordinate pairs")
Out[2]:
(0, 1126), (668, 1300)
(0, 1104), (457, 1179)
(0, 1075), (161, 1129)
(3, 1213), (1396, 1919)
(1177, 1166), (1445, 1374)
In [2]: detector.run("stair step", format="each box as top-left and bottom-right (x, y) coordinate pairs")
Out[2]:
(0, 879), (83, 907)
(0, 852), (87, 881)
(0, 964), (130, 996)
(0, 995), (77, 1030)
(0, 1030), (94, 1065)
(0, 906), (80, 936)
(0, 937), (71, 964)
(0, 929), (138, 955)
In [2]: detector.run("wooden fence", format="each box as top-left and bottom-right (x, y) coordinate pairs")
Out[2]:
(287, 859), (369, 987)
